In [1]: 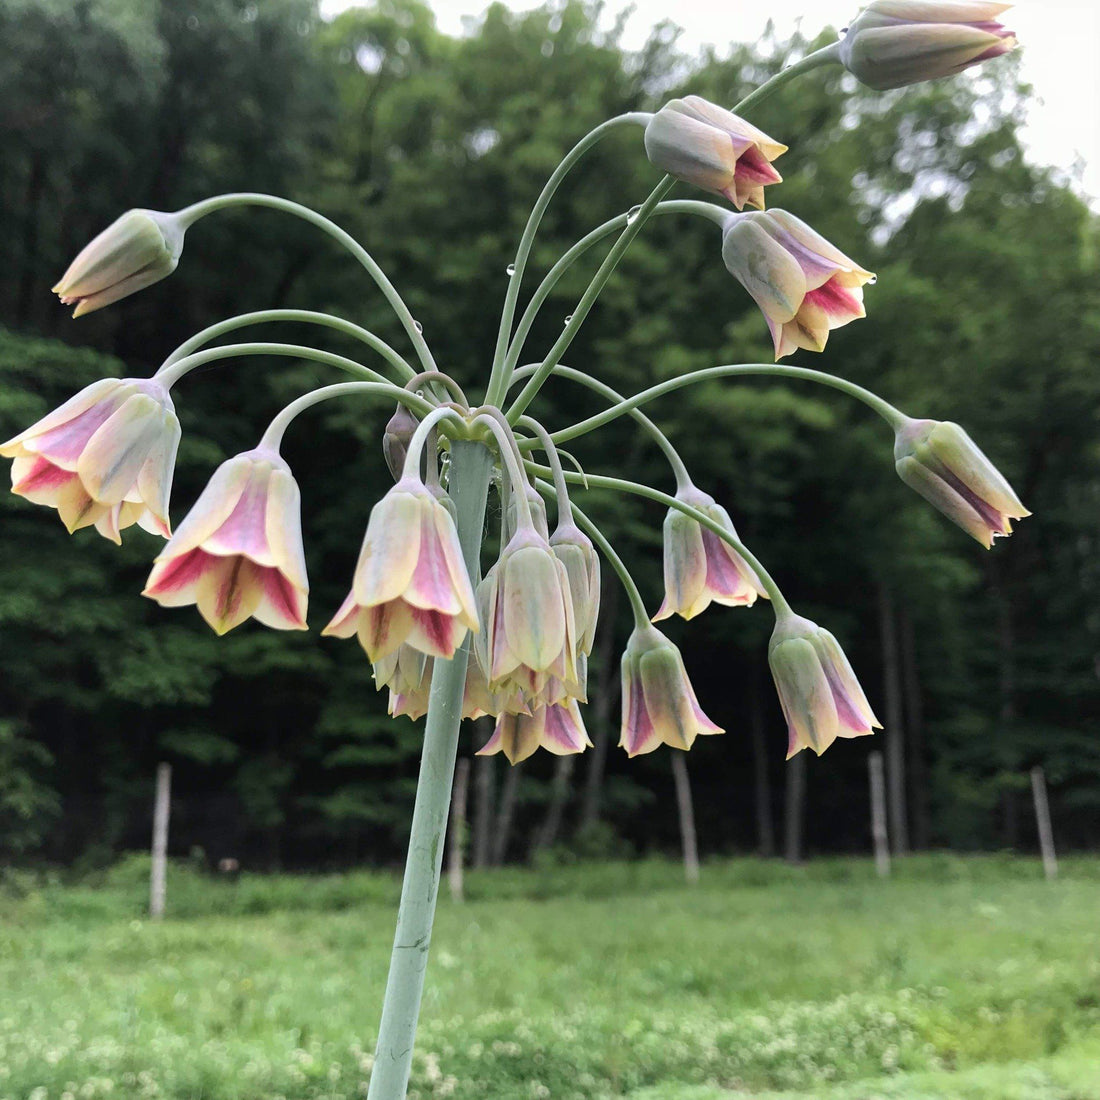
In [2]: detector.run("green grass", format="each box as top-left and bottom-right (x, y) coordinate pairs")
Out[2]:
(1, 855), (1098, 1099)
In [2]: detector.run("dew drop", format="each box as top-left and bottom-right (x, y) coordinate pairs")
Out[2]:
(626, 204), (642, 225)
(868, 274), (878, 285)
(506, 263), (516, 277)
(563, 314), (574, 326)
(413, 320), (424, 333)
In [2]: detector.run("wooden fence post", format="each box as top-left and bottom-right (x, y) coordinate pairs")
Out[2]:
(448, 757), (470, 902)
(869, 751), (890, 878)
(1030, 766), (1057, 881)
(670, 752), (699, 884)
(150, 762), (171, 920)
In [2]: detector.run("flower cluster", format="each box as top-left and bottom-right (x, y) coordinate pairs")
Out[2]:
(2, 0), (1024, 790)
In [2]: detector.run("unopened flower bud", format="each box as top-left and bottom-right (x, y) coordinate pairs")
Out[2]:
(53, 209), (186, 317)
(768, 615), (880, 758)
(620, 625), (722, 757)
(894, 417), (1029, 547)
(644, 97), (787, 210)
(840, 1), (1016, 91)
(722, 210), (874, 359)
(382, 404), (419, 482)
(550, 523), (601, 656)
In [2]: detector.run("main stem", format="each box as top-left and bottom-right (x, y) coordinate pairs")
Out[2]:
(367, 440), (492, 1100)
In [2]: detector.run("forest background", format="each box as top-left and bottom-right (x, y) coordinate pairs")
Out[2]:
(1, 0), (1098, 873)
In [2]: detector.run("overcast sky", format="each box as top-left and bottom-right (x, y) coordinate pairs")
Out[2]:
(320, 0), (1099, 204)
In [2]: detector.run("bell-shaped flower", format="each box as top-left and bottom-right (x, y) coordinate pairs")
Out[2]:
(54, 209), (186, 317)
(322, 477), (478, 662)
(644, 97), (787, 210)
(620, 625), (723, 757)
(894, 417), (1029, 547)
(653, 486), (768, 621)
(722, 209), (874, 359)
(482, 526), (580, 702)
(477, 700), (592, 765)
(373, 642), (432, 697)
(769, 614), (880, 759)
(550, 522), (601, 656)
(143, 448), (308, 634)
(1, 376), (180, 543)
(839, 1), (1016, 91)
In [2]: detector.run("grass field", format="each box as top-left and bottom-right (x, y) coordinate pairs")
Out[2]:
(0, 854), (1098, 1099)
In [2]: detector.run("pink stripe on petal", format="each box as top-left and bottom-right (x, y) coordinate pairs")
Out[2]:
(735, 145), (782, 184)
(702, 532), (755, 603)
(406, 513), (461, 613)
(407, 606), (465, 659)
(322, 590), (361, 638)
(542, 704), (588, 753)
(28, 400), (121, 465)
(146, 548), (214, 596)
(622, 674), (657, 756)
(14, 457), (76, 495)
(205, 474), (273, 562)
(252, 567), (307, 630)
(804, 280), (864, 324)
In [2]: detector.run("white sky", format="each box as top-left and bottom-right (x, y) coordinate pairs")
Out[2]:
(321, 0), (1100, 205)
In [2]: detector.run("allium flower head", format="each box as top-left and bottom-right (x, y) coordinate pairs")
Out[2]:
(143, 447), (308, 634)
(323, 476), (478, 661)
(722, 209), (874, 359)
(894, 417), (1028, 547)
(840, 1), (1016, 91)
(645, 97), (787, 210)
(477, 700), (591, 765)
(768, 614), (880, 758)
(654, 486), (768, 621)
(620, 625), (723, 757)
(53, 209), (186, 317)
(1, 376), (180, 543)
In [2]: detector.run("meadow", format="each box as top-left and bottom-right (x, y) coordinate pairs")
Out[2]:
(0, 855), (1098, 1100)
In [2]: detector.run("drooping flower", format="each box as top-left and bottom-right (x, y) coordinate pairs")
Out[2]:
(894, 417), (1029, 547)
(482, 525), (580, 703)
(53, 209), (187, 317)
(722, 209), (874, 359)
(620, 625), (723, 757)
(143, 448), (308, 634)
(840, 1), (1017, 92)
(477, 700), (592, 765)
(653, 486), (768, 621)
(550, 522), (601, 656)
(323, 476), (478, 662)
(768, 614), (880, 758)
(644, 97), (787, 210)
(1, 376), (180, 543)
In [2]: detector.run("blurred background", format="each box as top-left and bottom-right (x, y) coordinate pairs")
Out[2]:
(2, 0), (1097, 872)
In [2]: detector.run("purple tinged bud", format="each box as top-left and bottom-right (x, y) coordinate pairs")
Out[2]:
(893, 417), (1029, 548)
(382, 404), (419, 482)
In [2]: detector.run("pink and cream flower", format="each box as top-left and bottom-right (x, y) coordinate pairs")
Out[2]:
(768, 614), (881, 758)
(477, 700), (592, 765)
(722, 209), (875, 359)
(653, 486), (768, 621)
(644, 97), (787, 211)
(620, 625), (723, 757)
(143, 448), (308, 635)
(0, 376), (180, 543)
(322, 477), (478, 662)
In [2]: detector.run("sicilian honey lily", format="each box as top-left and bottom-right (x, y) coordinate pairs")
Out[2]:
(143, 448), (308, 634)
(323, 476), (478, 662)
(768, 614), (880, 758)
(653, 486), (768, 621)
(894, 417), (1029, 547)
(619, 625), (723, 757)
(644, 97), (787, 210)
(54, 208), (187, 317)
(840, 1), (1017, 91)
(477, 700), (592, 765)
(722, 209), (874, 359)
(550, 522), (601, 657)
(1, 376), (180, 544)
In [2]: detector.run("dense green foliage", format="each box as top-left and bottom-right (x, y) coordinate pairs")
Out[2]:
(1, 0), (1098, 866)
(1, 856), (1099, 1097)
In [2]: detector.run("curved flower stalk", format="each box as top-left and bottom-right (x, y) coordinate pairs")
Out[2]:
(644, 97), (787, 210)
(722, 210), (875, 359)
(1, 376), (179, 543)
(840, 1), (1016, 91)
(143, 447), (308, 634)
(654, 484), (768, 621)
(769, 614), (881, 757)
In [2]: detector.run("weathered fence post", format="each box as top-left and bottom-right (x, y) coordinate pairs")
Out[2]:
(670, 752), (699, 884)
(869, 751), (890, 878)
(150, 762), (171, 920)
(1030, 765), (1057, 881)
(448, 757), (470, 902)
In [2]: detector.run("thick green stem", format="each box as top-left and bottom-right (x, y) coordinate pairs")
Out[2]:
(733, 42), (842, 116)
(484, 113), (651, 406)
(161, 309), (417, 381)
(546, 363), (907, 445)
(177, 192), (438, 373)
(367, 440), (492, 1100)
